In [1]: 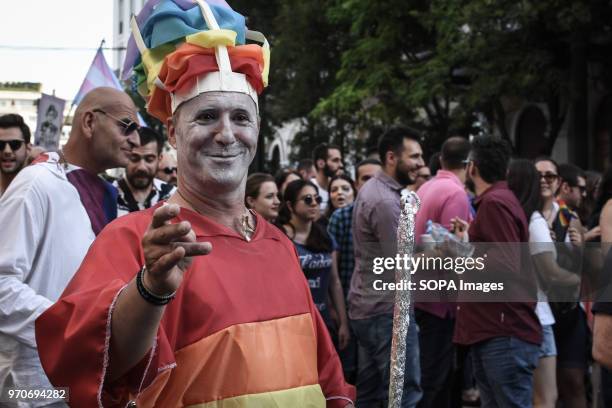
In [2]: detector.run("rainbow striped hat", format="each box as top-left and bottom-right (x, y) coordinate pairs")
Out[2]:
(124, 0), (269, 122)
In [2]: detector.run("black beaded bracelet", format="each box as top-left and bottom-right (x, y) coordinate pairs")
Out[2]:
(136, 266), (176, 306)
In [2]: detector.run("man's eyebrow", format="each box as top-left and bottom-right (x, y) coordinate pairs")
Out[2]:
(232, 107), (253, 114)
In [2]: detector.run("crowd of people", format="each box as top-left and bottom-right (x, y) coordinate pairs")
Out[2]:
(2, 97), (612, 407)
(241, 132), (612, 408)
(1, 0), (612, 406)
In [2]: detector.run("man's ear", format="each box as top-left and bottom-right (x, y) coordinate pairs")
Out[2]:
(385, 151), (396, 167)
(81, 111), (95, 140)
(468, 161), (476, 179)
(316, 158), (325, 171)
(167, 118), (177, 149)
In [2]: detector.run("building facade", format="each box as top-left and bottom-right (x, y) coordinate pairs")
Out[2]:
(113, 0), (146, 72)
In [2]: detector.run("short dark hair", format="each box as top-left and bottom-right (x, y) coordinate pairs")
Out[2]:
(377, 126), (421, 165)
(441, 136), (470, 170)
(354, 158), (382, 181)
(0, 114), (31, 144)
(558, 163), (585, 187)
(312, 143), (341, 167)
(137, 127), (163, 154)
(297, 158), (314, 173)
(470, 136), (511, 183)
(313, 144), (328, 164)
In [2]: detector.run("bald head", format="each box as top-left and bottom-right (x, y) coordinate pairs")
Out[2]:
(441, 136), (470, 170)
(63, 87), (140, 173)
(73, 87), (137, 130)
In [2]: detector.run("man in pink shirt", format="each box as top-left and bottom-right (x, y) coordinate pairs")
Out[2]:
(413, 136), (472, 408)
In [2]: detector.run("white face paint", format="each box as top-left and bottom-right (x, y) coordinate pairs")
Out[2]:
(173, 92), (259, 191)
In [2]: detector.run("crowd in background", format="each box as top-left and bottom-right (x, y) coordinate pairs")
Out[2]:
(2, 110), (612, 407)
(243, 132), (612, 408)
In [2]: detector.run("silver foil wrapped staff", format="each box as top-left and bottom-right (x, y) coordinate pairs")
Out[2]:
(388, 190), (420, 407)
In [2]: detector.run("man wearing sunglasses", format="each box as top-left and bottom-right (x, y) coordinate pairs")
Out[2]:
(550, 163), (591, 408)
(156, 151), (178, 186)
(0, 87), (139, 406)
(0, 114), (31, 197)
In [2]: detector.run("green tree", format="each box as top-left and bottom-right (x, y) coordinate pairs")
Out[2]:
(318, 0), (612, 158)
(234, 0), (353, 167)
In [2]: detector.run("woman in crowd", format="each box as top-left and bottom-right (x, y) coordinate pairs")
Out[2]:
(277, 179), (350, 351)
(508, 159), (579, 408)
(324, 174), (357, 221)
(245, 173), (280, 222)
(579, 170), (602, 227)
(535, 157), (590, 408)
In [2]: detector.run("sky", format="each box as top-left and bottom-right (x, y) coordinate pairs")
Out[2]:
(0, 1), (114, 101)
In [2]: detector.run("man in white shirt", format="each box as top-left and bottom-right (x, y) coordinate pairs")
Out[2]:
(0, 87), (139, 407)
(311, 143), (343, 213)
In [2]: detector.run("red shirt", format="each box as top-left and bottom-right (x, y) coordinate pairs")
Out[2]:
(36, 205), (354, 407)
(453, 182), (542, 346)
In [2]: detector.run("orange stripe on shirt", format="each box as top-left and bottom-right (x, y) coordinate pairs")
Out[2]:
(137, 313), (320, 407)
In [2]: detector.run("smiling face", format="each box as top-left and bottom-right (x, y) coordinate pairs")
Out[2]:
(126, 141), (159, 190)
(250, 181), (280, 221)
(535, 160), (560, 200)
(88, 95), (140, 170)
(0, 127), (28, 176)
(169, 92), (259, 193)
(329, 178), (355, 209)
(393, 138), (424, 185)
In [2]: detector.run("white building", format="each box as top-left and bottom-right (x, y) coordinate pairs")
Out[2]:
(0, 86), (73, 148)
(113, 0), (146, 72)
(0, 89), (39, 132)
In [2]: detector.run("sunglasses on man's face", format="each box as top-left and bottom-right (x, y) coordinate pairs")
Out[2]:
(0, 140), (24, 151)
(93, 109), (139, 136)
(162, 167), (177, 175)
(299, 194), (323, 206)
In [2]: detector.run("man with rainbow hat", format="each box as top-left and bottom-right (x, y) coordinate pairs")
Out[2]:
(35, 1), (356, 406)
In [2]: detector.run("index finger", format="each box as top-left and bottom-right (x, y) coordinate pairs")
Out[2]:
(151, 204), (181, 230)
